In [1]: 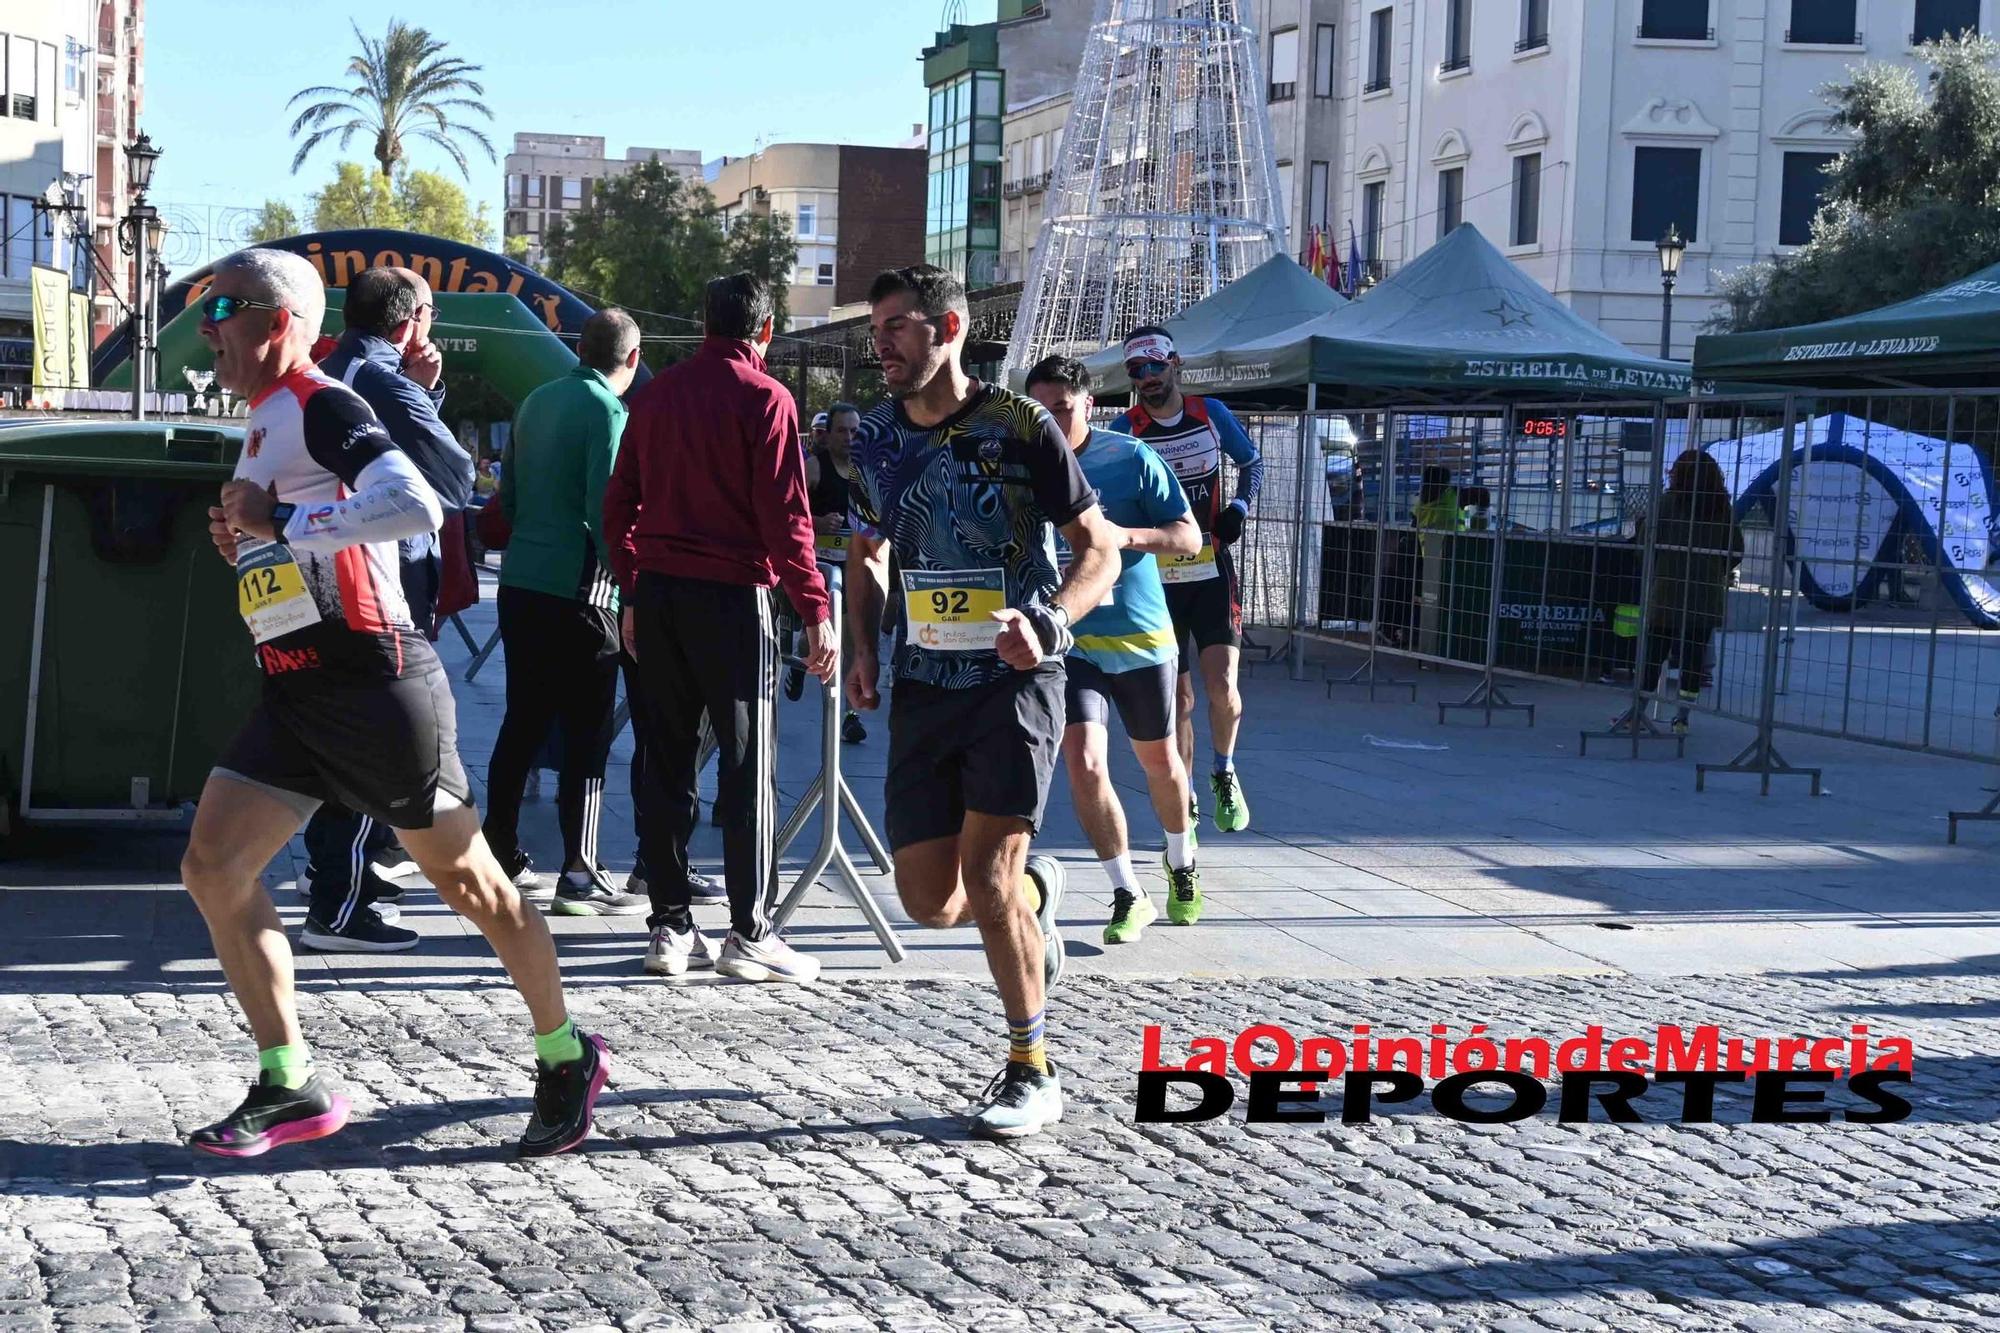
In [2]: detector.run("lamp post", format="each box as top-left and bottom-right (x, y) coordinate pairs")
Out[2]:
(1656, 224), (1686, 360)
(120, 132), (162, 420)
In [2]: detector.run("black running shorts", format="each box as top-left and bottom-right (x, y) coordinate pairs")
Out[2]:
(214, 663), (471, 830)
(1165, 541), (1243, 666)
(1063, 657), (1176, 743)
(884, 662), (1064, 851)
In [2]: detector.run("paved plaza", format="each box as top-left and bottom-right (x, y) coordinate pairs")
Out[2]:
(4, 580), (1999, 1331)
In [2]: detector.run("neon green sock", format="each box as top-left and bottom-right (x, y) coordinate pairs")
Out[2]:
(257, 1043), (313, 1090)
(534, 1018), (584, 1067)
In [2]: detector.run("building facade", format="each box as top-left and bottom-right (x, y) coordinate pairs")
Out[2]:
(933, 0), (1976, 359)
(710, 142), (926, 329)
(501, 134), (701, 266)
(0, 0), (144, 383)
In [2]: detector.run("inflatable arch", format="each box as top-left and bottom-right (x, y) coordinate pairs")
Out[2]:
(94, 228), (604, 401)
(1692, 413), (2000, 628)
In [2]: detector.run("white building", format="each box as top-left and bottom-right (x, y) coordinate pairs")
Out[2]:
(0, 0), (146, 384)
(984, 0), (1977, 359)
(502, 134), (702, 266)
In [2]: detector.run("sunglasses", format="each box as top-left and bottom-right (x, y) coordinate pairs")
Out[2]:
(199, 294), (288, 324)
(1125, 359), (1170, 379)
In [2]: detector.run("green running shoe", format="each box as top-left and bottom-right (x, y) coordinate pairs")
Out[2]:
(1211, 770), (1250, 832)
(1163, 854), (1204, 925)
(1103, 889), (1156, 944)
(1186, 796), (1200, 850)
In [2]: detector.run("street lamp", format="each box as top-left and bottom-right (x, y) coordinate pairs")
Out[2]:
(1656, 224), (1686, 360)
(120, 133), (163, 420)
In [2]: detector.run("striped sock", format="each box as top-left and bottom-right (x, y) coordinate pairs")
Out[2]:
(257, 1042), (313, 1090)
(534, 1018), (585, 1068)
(1007, 1010), (1047, 1073)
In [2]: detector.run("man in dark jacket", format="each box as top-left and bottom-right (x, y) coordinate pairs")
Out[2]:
(604, 272), (836, 983)
(298, 266), (476, 952)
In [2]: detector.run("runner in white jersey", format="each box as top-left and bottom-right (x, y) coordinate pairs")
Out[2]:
(180, 247), (607, 1162)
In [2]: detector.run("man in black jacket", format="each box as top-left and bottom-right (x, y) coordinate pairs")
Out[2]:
(297, 267), (476, 952)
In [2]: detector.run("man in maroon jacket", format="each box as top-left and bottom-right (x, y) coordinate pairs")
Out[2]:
(604, 273), (837, 983)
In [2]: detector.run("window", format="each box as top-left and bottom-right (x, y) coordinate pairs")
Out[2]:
(1779, 151), (1837, 246)
(797, 202), (816, 237)
(1518, 0), (1549, 50)
(1437, 167), (1464, 240)
(561, 177), (581, 206)
(1915, 0), (1981, 42)
(1270, 26), (1298, 100)
(1362, 179), (1385, 266)
(1366, 8), (1393, 91)
(1631, 146), (1701, 242)
(1789, 0), (1858, 43)
(1511, 153), (1542, 246)
(1276, 160), (1294, 222)
(1639, 0), (1710, 40)
(1442, 0), (1472, 71)
(8, 37), (38, 119)
(525, 176), (542, 205)
(1313, 24), (1337, 97)
(817, 262), (834, 286)
(504, 173), (520, 205)
(1007, 140), (1023, 183)
(1309, 161), (1330, 229)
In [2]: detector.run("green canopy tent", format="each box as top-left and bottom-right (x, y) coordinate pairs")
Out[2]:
(1179, 225), (1703, 407)
(104, 290), (578, 405)
(1076, 253), (1347, 395)
(1694, 262), (2000, 389)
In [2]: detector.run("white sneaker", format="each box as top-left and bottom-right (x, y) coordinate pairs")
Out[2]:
(714, 931), (820, 984)
(644, 924), (717, 977)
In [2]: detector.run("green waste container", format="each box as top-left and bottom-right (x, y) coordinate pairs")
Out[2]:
(0, 420), (257, 827)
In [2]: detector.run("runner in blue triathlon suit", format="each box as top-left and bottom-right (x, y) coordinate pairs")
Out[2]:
(845, 266), (1122, 1139)
(1110, 326), (1264, 836)
(1025, 356), (1205, 942)
(181, 248), (606, 1161)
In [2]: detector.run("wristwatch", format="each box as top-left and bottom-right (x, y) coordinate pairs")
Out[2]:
(269, 502), (297, 544)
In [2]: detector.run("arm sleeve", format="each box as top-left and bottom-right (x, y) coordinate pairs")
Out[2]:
(362, 365), (474, 513)
(1137, 442), (1191, 525)
(752, 390), (831, 622)
(583, 403), (623, 566)
(1209, 401), (1264, 512)
(1025, 407), (1095, 527)
(602, 410), (644, 595)
(285, 391), (441, 553)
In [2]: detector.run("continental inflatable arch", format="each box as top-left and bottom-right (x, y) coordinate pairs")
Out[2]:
(94, 228), (603, 405)
(1690, 413), (2000, 629)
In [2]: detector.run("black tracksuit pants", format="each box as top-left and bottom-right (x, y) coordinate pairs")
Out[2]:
(630, 572), (777, 940)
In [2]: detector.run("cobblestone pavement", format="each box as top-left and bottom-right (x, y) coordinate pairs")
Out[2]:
(3, 966), (1997, 1333)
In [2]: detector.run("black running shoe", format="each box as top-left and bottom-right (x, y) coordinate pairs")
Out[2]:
(517, 1032), (611, 1158)
(300, 909), (418, 953)
(189, 1073), (349, 1158)
(841, 711), (867, 744)
(783, 663), (806, 702)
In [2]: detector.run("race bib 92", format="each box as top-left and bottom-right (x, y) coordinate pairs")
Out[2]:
(902, 567), (1006, 651)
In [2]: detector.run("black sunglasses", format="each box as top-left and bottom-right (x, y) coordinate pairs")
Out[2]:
(199, 294), (289, 323)
(1125, 358), (1171, 378)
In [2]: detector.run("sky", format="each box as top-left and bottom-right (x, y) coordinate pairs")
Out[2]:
(143, 0), (968, 272)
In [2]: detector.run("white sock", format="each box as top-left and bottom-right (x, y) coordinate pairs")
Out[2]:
(1165, 829), (1194, 871)
(1101, 854), (1140, 895)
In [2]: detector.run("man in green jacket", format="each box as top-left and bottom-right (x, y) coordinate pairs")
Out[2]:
(483, 309), (648, 914)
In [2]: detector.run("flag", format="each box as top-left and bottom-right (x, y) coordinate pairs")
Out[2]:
(1304, 227), (1320, 278)
(1346, 220), (1363, 296)
(1324, 226), (1342, 292)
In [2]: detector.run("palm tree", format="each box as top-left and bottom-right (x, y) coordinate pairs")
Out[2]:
(287, 20), (495, 181)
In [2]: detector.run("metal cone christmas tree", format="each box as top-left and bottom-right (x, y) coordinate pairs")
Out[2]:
(1005, 0), (1289, 374)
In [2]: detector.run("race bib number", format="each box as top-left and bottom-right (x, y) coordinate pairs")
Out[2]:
(903, 567), (1006, 652)
(1160, 538), (1220, 585)
(815, 528), (851, 563)
(236, 539), (322, 644)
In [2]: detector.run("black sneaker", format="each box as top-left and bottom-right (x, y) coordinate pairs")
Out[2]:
(496, 846), (551, 900)
(688, 868), (727, 902)
(783, 663), (806, 702)
(300, 909), (419, 953)
(841, 712), (867, 744)
(517, 1032), (611, 1158)
(189, 1073), (350, 1158)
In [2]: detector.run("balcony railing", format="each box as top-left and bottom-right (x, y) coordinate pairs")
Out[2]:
(1362, 73), (1391, 93)
(1913, 27), (1981, 43)
(1636, 23), (1715, 40)
(1786, 27), (1861, 45)
(1268, 81), (1296, 102)
(1515, 32), (1550, 52)
(1438, 54), (1471, 74)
